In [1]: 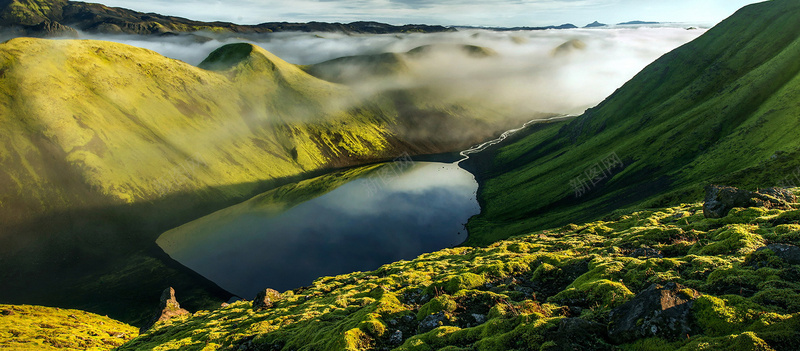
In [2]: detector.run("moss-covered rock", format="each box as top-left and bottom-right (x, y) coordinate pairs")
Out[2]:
(111, 199), (800, 350)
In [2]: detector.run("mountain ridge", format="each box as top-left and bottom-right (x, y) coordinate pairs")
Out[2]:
(462, 0), (800, 246)
(0, 0), (455, 36)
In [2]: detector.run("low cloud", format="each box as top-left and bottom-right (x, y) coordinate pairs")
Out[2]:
(76, 26), (705, 117)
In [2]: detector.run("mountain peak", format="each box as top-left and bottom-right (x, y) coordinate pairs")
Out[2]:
(584, 21), (607, 28)
(198, 43), (257, 71)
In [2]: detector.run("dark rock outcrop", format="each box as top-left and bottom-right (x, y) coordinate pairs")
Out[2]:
(758, 244), (800, 265)
(703, 185), (794, 218)
(139, 287), (190, 333)
(607, 282), (700, 344)
(418, 312), (446, 333)
(253, 289), (282, 310)
(544, 318), (612, 351)
(22, 20), (78, 37)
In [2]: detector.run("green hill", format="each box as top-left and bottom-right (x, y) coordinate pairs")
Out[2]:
(464, 0), (800, 246)
(304, 44), (497, 85)
(0, 38), (519, 324)
(0, 304), (137, 350)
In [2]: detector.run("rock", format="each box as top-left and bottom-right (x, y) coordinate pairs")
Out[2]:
(1, 309), (14, 316)
(23, 21), (79, 37)
(546, 318), (611, 350)
(758, 244), (800, 265)
(389, 330), (403, 345)
(253, 289), (282, 310)
(628, 247), (664, 259)
(608, 282), (700, 344)
(758, 187), (797, 204)
(471, 313), (487, 324)
(139, 287), (191, 333)
(703, 185), (793, 218)
(418, 312), (446, 333)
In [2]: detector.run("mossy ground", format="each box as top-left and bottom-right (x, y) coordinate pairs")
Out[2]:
(117, 197), (800, 350)
(0, 304), (137, 350)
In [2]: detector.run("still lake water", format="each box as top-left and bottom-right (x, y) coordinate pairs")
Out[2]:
(157, 161), (479, 298)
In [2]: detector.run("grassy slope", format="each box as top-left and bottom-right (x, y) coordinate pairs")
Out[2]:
(0, 38), (397, 221)
(0, 38), (511, 324)
(464, 0), (800, 246)
(119, 196), (800, 350)
(0, 304), (137, 350)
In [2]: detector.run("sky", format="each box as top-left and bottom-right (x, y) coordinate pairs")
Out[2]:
(95, 0), (764, 27)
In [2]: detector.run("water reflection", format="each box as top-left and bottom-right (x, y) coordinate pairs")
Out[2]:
(157, 162), (479, 298)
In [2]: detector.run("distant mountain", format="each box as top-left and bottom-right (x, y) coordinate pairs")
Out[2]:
(0, 0), (454, 36)
(617, 20), (660, 25)
(584, 21), (608, 28)
(460, 23), (578, 31)
(464, 0), (800, 245)
(304, 44), (497, 84)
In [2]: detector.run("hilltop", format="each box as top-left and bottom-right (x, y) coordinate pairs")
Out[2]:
(463, 0), (800, 245)
(0, 0), (454, 37)
(0, 38), (524, 324)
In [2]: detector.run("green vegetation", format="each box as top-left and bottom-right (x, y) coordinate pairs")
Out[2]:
(0, 0), (66, 26)
(118, 198), (800, 350)
(465, 0), (800, 246)
(0, 304), (137, 350)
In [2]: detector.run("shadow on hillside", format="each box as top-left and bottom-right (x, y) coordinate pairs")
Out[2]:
(0, 152), (465, 326)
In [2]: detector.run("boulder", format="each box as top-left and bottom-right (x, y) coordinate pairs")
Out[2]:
(253, 289), (282, 310)
(545, 318), (611, 350)
(607, 282), (700, 344)
(389, 330), (403, 345)
(418, 312), (446, 333)
(703, 185), (794, 218)
(758, 244), (800, 265)
(139, 287), (190, 333)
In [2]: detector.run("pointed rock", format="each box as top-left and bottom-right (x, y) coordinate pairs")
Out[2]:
(253, 288), (283, 310)
(139, 287), (190, 333)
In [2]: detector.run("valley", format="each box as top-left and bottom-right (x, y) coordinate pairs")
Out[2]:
(2, 0), (799, 350)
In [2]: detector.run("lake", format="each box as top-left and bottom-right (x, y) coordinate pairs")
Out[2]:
(156, 160), (480, 298)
